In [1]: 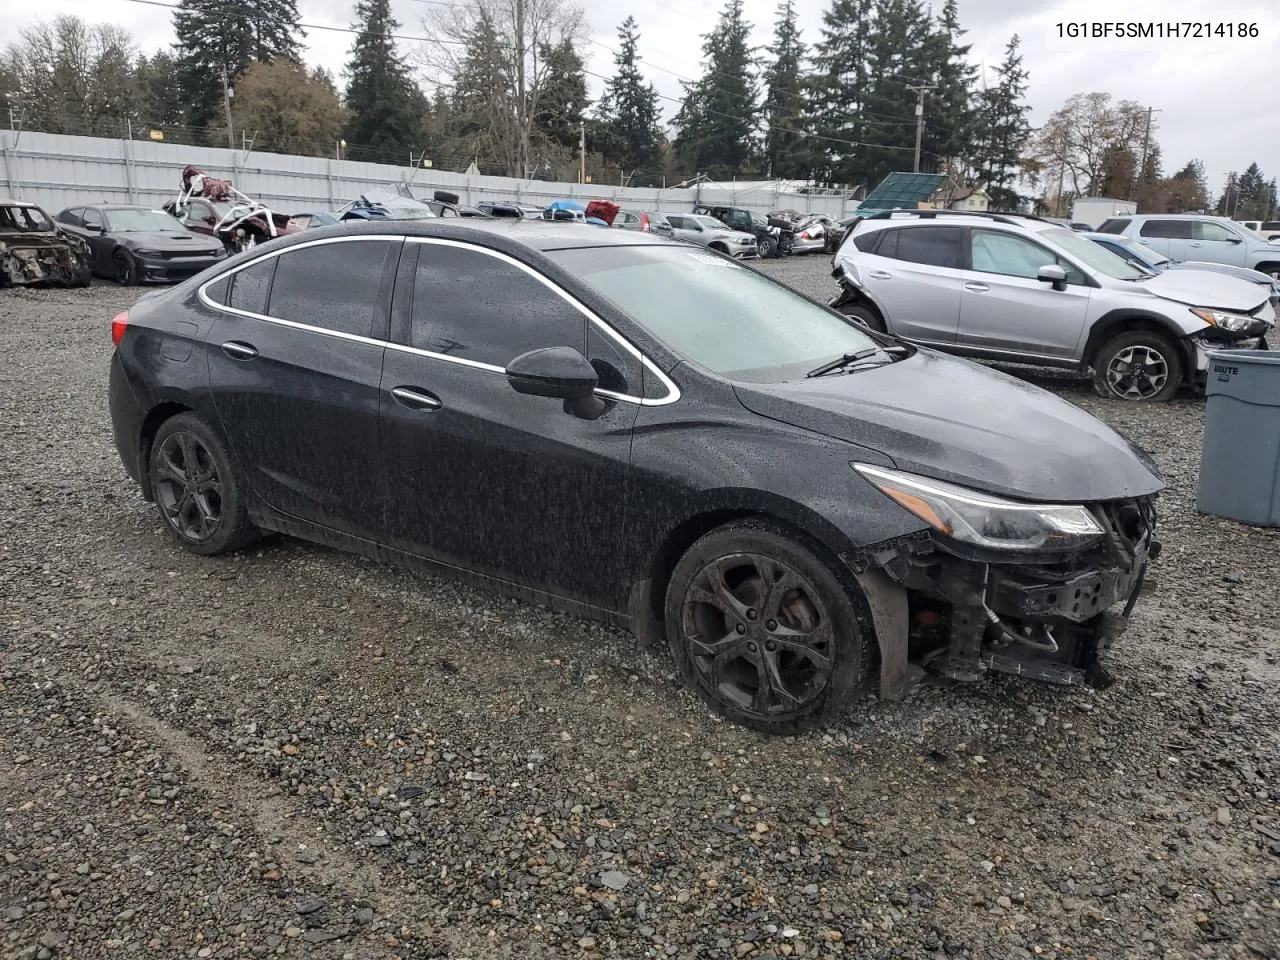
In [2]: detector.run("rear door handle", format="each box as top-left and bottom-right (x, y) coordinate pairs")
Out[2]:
(964, 282), (990, 292)
(220, 340), (258, 360)
(391, 386), (442, 412)
(868, 270), (892, 280)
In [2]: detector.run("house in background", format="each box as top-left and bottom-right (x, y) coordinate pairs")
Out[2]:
(932, 184), (990, 212)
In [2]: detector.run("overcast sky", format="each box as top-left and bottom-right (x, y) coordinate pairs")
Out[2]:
(4, 0), (1276, 193)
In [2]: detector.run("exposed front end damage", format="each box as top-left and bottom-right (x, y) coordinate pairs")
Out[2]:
(848, 496), (1159, 699)
(0, 237), (92, 287)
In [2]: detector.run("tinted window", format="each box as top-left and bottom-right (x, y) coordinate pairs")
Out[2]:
(587, 324), (640, 395)
(411, 244), (584, 366)
(853, 231), (881, 252)
(1139, 220), (1191, 239)
(205, 275), (231, 305)
(1096, 219), (1129, 234)
(59, 208), (83, 226)
(1194, 221), (1236, 242)
(228, 257), (276, 315)
(886, 226), (963, 268)
(268, 240), (394, 337)
(81, 208), (103, 229)
(1262, 221), (1280, 231)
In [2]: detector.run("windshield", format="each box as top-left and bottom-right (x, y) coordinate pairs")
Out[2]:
(1040, 226), (1148, 280)
(550, 245), (880, 382)
(106, 208), (185, 232)
(1119, 239), (1169, 267)
(0, 204), (55, 232)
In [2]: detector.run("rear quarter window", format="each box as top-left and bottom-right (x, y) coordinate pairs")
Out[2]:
(853, 231), (882, 253)
(228, 257), (276, 315)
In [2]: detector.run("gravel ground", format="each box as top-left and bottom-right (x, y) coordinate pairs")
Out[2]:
(1, 262), (1278, 960)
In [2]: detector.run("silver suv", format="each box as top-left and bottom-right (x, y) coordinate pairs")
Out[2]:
(1097, 214), (1280, 278)
(665, 214), (758, 258)
(832, 211), (1274, 401)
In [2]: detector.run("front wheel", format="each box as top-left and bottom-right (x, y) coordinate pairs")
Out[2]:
(759, 236), (777, 259)
(113, 249), (137, 285)
(1092, 330), (1183, 402)
(665, 519), (873, 735)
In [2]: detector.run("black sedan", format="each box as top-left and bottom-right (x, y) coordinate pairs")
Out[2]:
(107, 220), (1161, 733)
(56, 204), (226, 284)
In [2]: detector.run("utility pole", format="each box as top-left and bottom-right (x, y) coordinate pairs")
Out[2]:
(220, 64), (235, 150)
(1135, 105), (1162, 205)
(578, 120), (585, 185)
(906, 83), (936, 174)
(514, 0), (527, 180)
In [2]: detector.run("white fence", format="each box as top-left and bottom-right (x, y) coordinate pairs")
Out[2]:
(0, 130), (854, 220)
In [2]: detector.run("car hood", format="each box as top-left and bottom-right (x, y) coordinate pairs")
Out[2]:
(119, 231), (222, 252)
(1169, 260), (1276, 288)
(1136, 269), (1267, 312)
(710, 229), (756, 243)
(733, 349), (1163, 503)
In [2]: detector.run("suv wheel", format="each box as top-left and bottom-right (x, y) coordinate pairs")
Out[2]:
(1092, 330), (1183, 402)
(664, 519), (873, 734)
(839, 304), (886, 333)
(759, 236), (777, 258)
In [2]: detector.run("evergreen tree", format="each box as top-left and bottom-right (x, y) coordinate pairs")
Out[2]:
(172, 0), (301, 131)
(594, 17), (663, 171)
(859, 0), (934, 184)
(972, 34), (1030, 208)
(674, 0), (757, 176)
(343, 0), (425, 159)
(448, 11), (511, 170)
(922, 0), (976, 171)
(537, 38), (587, 152)
(135, 52), (186, 130)
(761, 0), (807, 178)
(1160, 158), (1207, 213)
(1234, 162), (1268, 219)
(1216, 171), (1239, 216)
(809, 0), (874, 184)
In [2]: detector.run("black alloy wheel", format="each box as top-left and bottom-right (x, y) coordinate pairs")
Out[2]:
(149, 413), (257, 555)
(113, 249), (136, 285)
(666, 520), (871, 734)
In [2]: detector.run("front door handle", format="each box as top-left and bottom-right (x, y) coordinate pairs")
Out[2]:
(220, 340), (258, 360)
(391, 386), (442, 412)
(964, 282), (990, 292)
(1189, 242), (1203, 247)
(868, 270), (892, 280)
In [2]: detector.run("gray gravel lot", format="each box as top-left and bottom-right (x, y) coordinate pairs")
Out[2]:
(2, 259), (1278, 960)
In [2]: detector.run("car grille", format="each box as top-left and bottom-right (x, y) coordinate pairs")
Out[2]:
(165, 250), (216, 259)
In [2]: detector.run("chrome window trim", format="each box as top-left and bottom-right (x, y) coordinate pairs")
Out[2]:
(196, 233), (680, 406)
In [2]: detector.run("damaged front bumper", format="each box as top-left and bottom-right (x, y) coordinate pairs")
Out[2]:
(847, 496), (1158, 698)
(0, 240), (92, 287)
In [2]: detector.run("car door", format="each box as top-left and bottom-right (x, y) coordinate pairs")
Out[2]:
(667, 215), (703, 244)
(1136, 219), (1190, 258)
(1188, 220), (1247, 266)
(204, 236), (400, 536)
(957, 229), (1092, 360)
(78, 208), (114, 272)
(378, 239), (640, 610)
(858, 225), (966, 343)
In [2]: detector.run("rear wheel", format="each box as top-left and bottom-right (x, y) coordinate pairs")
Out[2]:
(665, 519), (873, 734)
(1092, 330), (1183, 402)
(149, 413), (258, 555)
(113, 249), (136, 285)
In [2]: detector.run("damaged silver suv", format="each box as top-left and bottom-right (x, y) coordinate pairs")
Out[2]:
(831, 210), (1274, 401)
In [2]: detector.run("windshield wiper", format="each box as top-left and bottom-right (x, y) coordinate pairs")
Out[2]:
(806, 347), (881, 378)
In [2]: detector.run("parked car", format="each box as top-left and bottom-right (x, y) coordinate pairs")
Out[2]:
(694, 205), (793, 258)
(613, 209), (673, 236)
(1083, 232), (1280, 317)
(792, 215), (839, 254)
(832, 210), (1274, 401)
(0, 199), (91, 288)
(665, 213), (758, 257)
(1096, 214), (1280, 279)
(56, 204), (226, 284)
(166, 164), (299, 253)
(1045, 217), (1093, 232)
(338, 189), (437, 221)
(417, 190), (490, 219)
(477, 200), (545, 219)
(1237, 220), (1280, 241)
(824, 216), (859, 254)
(108, 218), (1162, 732)
(289, 211), (341, 230)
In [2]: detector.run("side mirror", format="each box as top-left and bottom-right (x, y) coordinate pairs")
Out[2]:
(1037, 264), (1068, 291)
(1226, 236), (1243, 244)
(506, 346), (598, 399)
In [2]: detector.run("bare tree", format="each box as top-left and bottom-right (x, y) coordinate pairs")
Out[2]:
(415, 0), (584, 177)
(1033, 92), (1152, 204)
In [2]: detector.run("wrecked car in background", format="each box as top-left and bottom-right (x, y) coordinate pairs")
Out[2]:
(163, 165), (298, 254)
(0, 199), (91, 288)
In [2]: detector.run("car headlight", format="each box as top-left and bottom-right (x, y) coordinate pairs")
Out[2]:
(854, 464), (1104, 551)
(134, 249), (161, 258)
(211, 247), (227, 258)
(737, 237), (752, 244)
(1190, 308), (1253, 332)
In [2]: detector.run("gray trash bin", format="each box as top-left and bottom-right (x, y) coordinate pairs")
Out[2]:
(1197, 349), (1280, 526)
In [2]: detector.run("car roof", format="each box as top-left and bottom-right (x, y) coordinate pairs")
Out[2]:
(1120, 213), (1231, 220)
(263, 217), (683, 254)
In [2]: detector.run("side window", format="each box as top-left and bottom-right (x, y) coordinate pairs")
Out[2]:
(204, 275), (231, 305)
(971, 231), (1058, 279)
(1096, 218), (1129, 235)
(411, 244), (584, 367)
(268, 240), (395, 337)
(81, 208), (103, 230)
(587, 324), (641, 395)
(853, 231), (881, 253)
(1194, 221), (1236, 242)
(60, 208), (83, 226)
(889, 226), (964, 269)
(667, 215), (686, 229)
(1139, 220), (1191, 239)
(228, 257), (276, 315)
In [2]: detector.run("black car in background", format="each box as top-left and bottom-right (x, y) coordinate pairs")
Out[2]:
(56, 204), (226, 284)
(107, 220), (1161, 733)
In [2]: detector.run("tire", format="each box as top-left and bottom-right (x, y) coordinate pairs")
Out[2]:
(758, 236), (777, 259)
(113, 249), (137, 285)
(1256, 262), (1280, 281)
(148, 412), (258, 555)
(1091, 330), (1183, 402)
(840, 303), (886, 333)
(664, 519), (874, 735)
